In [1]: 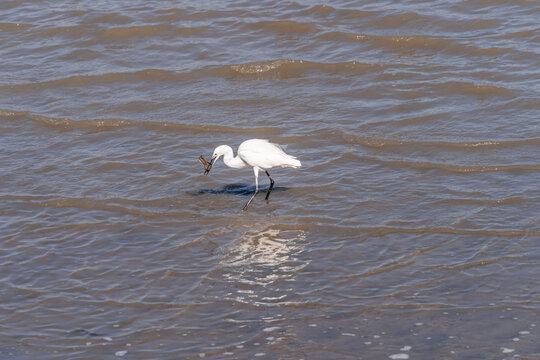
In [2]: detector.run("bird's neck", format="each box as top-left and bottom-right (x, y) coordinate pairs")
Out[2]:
(223, 147), (247, 169)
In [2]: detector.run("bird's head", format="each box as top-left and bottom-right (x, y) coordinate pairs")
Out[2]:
(204, 145), (228, 176)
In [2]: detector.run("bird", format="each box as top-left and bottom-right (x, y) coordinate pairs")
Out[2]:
(202, 139), (301, 210)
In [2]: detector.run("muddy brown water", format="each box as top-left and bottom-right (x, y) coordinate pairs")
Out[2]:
(1, 1), (539, 359)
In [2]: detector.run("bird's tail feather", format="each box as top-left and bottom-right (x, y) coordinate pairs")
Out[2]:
(269, 140), (301, 168)
(284, 155), (301, 168)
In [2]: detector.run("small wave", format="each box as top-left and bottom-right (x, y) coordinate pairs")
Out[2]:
(0, 22), (32, 31)
(225, 59), (379, 79)
(317, 31), (512, 57)
(3, 59), (381, 92)
(304, 6), (498, 33)
(297, 5), (373, 19)
(245, 20), (319, 35)
(360, 9), (502, 33)
(309, 151), (540, 174)
(2, 69), (178, 92)
(35, 25), (94, 39)
(59, 49), (104, 61)
(95, 161), (161, 171)
(493, 30), (535, 40)
(87, 13), (133, 24)
(449, 83), (514, 97)
(2, 68), (215, 93)
(369, 11), (438, 29)
(30, 24), (206, 41)
(467, 0), (537, 8)
(229, 59), (297, 75)
(153, 8), (249, 22)
(98, 24), (206, 40)
(279, 128), (540, 151)
(378, 159), (540, 173)
(340, 133), (540, 150)
(298, 4), (337, 17)
(436, 196), (532, 206)
(0, 195), (185, 218)
(0, 109), (283, 135)
(443, 256), (521, 271)
(301, 223), (539, 237)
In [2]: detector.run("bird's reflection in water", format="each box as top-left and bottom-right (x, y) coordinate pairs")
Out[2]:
(194, 183), (288, 197)
(218, 227), (308, 307)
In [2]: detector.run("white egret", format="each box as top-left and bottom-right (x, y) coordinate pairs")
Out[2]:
(202, 139), (301, 210)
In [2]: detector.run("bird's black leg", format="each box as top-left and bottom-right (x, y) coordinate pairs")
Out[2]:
(243, 189), (258, 210)
(264, 170), (274, 200)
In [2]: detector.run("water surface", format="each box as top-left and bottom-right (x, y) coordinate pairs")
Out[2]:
(1, 0), (539, 359)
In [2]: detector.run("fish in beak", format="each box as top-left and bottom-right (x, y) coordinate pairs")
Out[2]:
(199, 155), (215, 176)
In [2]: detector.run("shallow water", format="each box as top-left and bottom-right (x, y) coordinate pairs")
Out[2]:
(1, 0), (539, 359)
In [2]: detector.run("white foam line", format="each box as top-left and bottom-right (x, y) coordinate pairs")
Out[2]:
(389, 354), (409, 359)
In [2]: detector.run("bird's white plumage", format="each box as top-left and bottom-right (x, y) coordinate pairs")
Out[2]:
(237, 139), (301, 170)
(206, 138), (301, 210)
